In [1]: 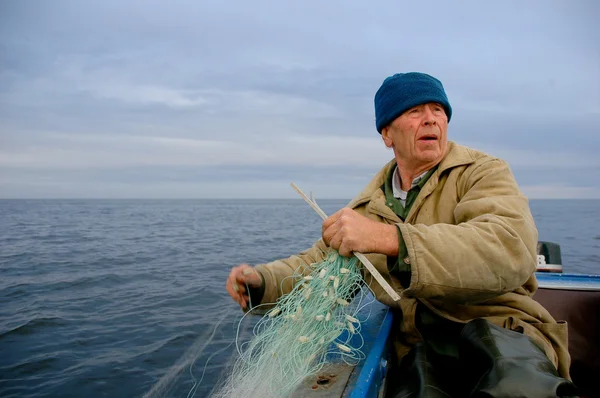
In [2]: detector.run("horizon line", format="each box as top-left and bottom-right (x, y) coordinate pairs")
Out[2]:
(1, 197), (598, 201)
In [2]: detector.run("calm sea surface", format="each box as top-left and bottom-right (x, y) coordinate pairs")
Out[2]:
(1, 199), (599, 397)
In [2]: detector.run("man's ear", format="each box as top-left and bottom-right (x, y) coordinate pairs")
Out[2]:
(381, 126), (393, 148)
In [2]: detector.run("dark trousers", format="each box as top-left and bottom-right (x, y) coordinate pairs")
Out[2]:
(389, 319), (578, 398)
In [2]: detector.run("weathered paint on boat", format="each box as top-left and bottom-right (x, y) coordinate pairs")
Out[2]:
(536, 272), (600, 291)
(347, 308), (393, 398)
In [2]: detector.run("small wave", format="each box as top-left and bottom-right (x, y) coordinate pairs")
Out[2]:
(8, 353), (60, 375)
(2, 273), (129, 298)
(36, 233), (73, 243)
(0, 316), (68, 340)
(0, 283), (31, 299)
(0, 250), (31, 260)
(582, 254), (600, 263)
(142, 332), (198, 357)
(46, 273), (127, 293)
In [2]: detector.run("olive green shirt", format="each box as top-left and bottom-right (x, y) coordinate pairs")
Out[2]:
(383, 164), (462, 357)
(383, 164), (437, 288)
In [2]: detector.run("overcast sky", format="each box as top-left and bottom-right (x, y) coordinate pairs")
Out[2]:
(1, 0), (598, 199)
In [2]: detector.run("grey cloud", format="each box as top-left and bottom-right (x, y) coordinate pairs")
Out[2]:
(1, 0), (599, 198)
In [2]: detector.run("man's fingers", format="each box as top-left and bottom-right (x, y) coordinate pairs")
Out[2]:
(236, 266), (261, 288)
(236, 283), (247, 295)
(328, 233), (338, 249)
(227, 268), (249, 302)
(327, 226), (357, 257)
(226, 264), (262, 311)
(242, 268), (261, 285)
(322, 216), (342, 245)
(322, 226), (333, 245)
(339, 242), (353, 257)
(230, 275), (249, 296)
(226, 280), (242, 306)
(322, 208), (343, 231)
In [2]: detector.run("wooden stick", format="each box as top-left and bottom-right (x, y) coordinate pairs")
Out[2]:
(290, 182), (401, 301)
(290, 183), (327, 220)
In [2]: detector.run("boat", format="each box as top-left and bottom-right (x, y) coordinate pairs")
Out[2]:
(291, 242), (600, 397)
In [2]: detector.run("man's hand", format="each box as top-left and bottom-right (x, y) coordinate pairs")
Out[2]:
(226, 264), (262, 310)
(322, 208), (399, 257)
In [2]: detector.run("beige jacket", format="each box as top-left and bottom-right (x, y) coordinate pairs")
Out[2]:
(255, 141), (570, 379)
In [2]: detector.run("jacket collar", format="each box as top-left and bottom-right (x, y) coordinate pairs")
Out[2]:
(348, 141), (476, 219)
(437, 141), (476, 174)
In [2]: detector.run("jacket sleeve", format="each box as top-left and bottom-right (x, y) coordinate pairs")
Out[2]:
(399, 158), (538, 303)
(253, 238), (330, 309)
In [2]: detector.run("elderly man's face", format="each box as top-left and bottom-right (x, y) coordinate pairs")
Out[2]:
(381, 102), (448, 170)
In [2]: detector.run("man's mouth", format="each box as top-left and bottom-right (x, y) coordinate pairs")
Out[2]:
(419, 135), (438, 141)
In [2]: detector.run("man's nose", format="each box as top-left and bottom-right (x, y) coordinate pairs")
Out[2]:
(423, 106), (437, 125)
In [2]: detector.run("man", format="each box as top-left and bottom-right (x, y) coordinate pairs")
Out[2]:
(226, 72), (576, 397)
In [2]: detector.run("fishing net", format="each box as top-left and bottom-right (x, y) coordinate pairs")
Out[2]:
(145, 185), (393, 398)
(209, 251), (371, 398)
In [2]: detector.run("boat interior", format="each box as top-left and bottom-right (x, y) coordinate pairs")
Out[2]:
(534, 286), (600, 398)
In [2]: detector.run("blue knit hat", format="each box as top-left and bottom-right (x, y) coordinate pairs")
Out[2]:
(374, 72), (452, 133)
